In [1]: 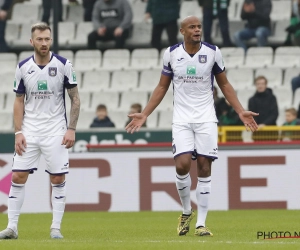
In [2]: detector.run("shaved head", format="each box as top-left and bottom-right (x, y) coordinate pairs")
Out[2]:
(180, 16), (201, 29)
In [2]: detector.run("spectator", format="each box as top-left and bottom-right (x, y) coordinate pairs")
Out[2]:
(234, 0), (272, 52)
(285, 0), (300, 46)
(291, 74), (300, 100)
(281, 108), (300, 141)
(0, 0), (12, 52)
(83, 0), (97, 21)
(198, 0), (233, 47)
(88, 0), (133, 49)
(248, 76), (279, 141)
(41, 0), (63, 25)
(145, 0), (180, 50)
(90, 104), (115, 128)
(216, 98), (243, 126)
(125, 103), (147, 127)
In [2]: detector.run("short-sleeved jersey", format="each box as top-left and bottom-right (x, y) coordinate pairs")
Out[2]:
(162, 42), (225, 123)
(13, 52), (77, 136)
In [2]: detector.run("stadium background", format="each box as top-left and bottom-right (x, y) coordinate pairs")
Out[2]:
(0, 0), (300, 214)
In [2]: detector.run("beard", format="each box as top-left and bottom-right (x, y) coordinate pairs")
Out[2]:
(34, 45), (50, 58)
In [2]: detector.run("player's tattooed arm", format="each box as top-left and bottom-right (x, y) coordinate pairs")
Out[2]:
(67, 86), (80, 130)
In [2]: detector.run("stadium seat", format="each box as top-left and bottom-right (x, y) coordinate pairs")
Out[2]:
(5, 23), (19, 47)
(255, 68), (283, 88)
(58, 50), (74, 63)
(276, 108), (286, 126)
(18, 51), (34, 61)
(138, 69), (162, 92)
(269, 20), (290, 46)
(157, 110), (173, 129)
(236, 88), (256, 109)
(66, 5), (84, 23)
(0, 93), (5, 109)
(78, 91), (91, 111)
(90, 91), (120, 111)
(126, 22), (152, 48)
(110, 70), (138, 91)
(119, 91), (148, 111)
(76, 110), (95, 130)
(56, 22), (76, 47)
(293, 88), (300, 107)
(109, 110), (129, 129)
(0, 112), (13, 131)
(147, 110), (159, 128)
(228, 0), (243, 21)
(101, 49), (130, 70)
(180, 1), (202, 21)
(68, 22), (93, 47)
(220, 47), (244, 69)
(12, 23), (33, 48)
(0, 53), (18, 74)
(131, 0), (147, 23)
(74, 50), (102, 72)
(241, 47), (273, 69)
(226, 68), (254, 90)
(82, 71), (111, 92)
(8, 3), (39, 25)
(272, 46), (300, 69)
(4, 92), (15, 112)
(283, 68), (300, 87)
(128, 48), (159, 70)
(273, 87), (293, 110)
(228, 20), (246, 42)
(156, 91), (173, 111)
(271, 0), (291, 21)
(0, 72), (15, 93)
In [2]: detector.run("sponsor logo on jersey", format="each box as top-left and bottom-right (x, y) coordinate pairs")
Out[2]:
(48, 67), (57, 76)
(72, 71), (77, 82)
(14, 80), (16, 88)
(199, 55), (207, 63)
(187, 65), (196, 75)
(37, 80), (48, 90)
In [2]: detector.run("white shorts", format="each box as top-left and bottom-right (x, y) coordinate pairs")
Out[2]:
(13, 135), (69, 175)
(172, 122), (218, 159)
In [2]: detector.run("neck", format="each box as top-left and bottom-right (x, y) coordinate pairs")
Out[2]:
(34, 51), (51, 66)
(184, 41), (201, 54)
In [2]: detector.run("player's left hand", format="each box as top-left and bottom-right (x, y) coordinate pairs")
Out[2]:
(62, 129), (75, 149)
(114, 27), (123, 37)
(239, 111), (259, 132)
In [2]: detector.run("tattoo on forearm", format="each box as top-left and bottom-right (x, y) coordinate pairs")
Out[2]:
(67, 87), (80, 129)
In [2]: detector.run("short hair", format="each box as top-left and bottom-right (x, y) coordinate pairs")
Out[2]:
(131, 103), (142, 113)
(96, 104), (107, 111)
(31, 22), (51, 35)
(285, 108), (297, 117)
(254, 76), (268, 85)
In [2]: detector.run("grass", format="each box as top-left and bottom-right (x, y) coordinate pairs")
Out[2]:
(0, 210), (300, 250)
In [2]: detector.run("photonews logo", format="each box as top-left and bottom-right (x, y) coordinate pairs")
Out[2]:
(257, 231), (300, 239)
(187, 65), (196, 75)
(37, 80), (48, 90)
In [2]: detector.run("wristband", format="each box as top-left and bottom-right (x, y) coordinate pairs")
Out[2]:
(15, 131), (22, 135)
(68, 127), (76, 131)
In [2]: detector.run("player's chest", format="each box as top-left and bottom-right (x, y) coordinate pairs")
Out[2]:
(171, 54), (214, 78)
(23, 65), (64, 91)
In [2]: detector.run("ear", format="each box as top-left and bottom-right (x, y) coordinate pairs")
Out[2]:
(29, 38), (34, 47)
(180, 28), (184, 35)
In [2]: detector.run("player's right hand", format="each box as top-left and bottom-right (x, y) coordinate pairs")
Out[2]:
(15, 133), (27, 156)
(125, 113), (147, 134)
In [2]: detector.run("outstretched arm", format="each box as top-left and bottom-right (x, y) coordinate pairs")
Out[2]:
(215, 72), (259, 132)
(125, 74), (172, 133)
(62, 86), (80, 148)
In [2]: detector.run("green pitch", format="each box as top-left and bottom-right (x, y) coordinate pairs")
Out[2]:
(0, 210), (300, 250)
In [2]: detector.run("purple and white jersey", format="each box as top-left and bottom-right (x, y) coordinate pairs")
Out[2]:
(162, 42), (225, 123)
(13, 52), (77, 136)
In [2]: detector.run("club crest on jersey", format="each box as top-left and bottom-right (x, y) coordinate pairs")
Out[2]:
(199, 55), (207, 63)
(48, 67), (57, 77)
